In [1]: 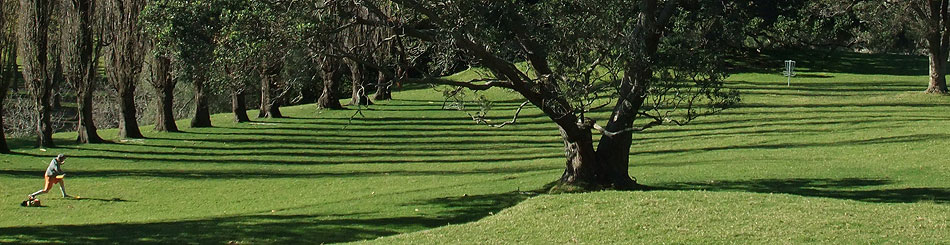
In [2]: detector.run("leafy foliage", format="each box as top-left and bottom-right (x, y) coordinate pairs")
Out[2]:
(141, 0), (222, 84)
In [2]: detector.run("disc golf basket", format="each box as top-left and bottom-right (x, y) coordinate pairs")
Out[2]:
(783, 60), (796, 86)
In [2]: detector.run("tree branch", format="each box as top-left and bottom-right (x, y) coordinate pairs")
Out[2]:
(468, 101), (531, 128)
(591, 119), (662, 137)
(403, 77), (513, 91)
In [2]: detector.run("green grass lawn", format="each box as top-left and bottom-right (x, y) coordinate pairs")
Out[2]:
(2, 52), (949, 243)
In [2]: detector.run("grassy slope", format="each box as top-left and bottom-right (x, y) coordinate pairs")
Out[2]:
(0, 52), (948, 243)
(370, 191), (949, 244)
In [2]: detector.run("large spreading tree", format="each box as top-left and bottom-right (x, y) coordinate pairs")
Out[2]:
(320, 0), (739, 190)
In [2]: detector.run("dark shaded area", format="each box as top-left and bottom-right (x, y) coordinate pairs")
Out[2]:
(9, 150), (564, 166)
(0, 192), (535, 244)
(659, 178), (950, 204)
(62, 143), (561, 159)
(794, 74), (834, 78)
(632, 133), (950, 156)
(76, 197), (132, 202)
(733, 50), (928, 76)
(640, 114), (926, 135)
(417, 191), (535, 223)
(726, 81), (919, 94)
(0, 165), (560, 180)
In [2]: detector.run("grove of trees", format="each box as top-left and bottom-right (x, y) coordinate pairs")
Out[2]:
(0, 0), (948, 190)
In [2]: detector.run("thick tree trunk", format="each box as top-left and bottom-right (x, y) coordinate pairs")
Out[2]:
(925, 0), (950, 94)
(318, 59), (343, 110)
(76, 84), (102, 142)
(0, 75), (7, 153)
(258, 74), (271, 117)
(151, 56), (178, 132)
(588, 0), (663, 190)
(258, 64), (283, 118)
(594, 73), (650, 190)
(116, 85), (143, 138)
(594, 129), (637, 187)
(318, 79), (343, 109)
(372, 70), (392, 101)
(555, 124), (602, 188)
(154, 80), (178, 132)
(926, 46), (948, 94)
(190, 80), (212, 128)
(1, 4), (11, 153)
(34, 90), (54, 146)
(346, 60), (372, 106)
(0, 101), (7, 153)
(17, 0), (55, 147)
(232, 92), (250, 123)
(266, 97), (282, 118)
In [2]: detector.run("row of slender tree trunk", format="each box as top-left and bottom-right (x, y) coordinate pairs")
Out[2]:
(0, 0), (393, 152)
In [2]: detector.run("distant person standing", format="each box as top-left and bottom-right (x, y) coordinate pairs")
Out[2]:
(28, 154), (70, 199)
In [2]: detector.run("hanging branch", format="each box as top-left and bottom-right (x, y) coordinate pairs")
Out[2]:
(467, 101), (530, 128)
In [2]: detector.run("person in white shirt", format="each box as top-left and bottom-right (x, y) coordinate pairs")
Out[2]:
(28, 154), (70, 199)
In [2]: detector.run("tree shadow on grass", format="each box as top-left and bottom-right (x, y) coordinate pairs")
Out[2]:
(632, 133), (950, 156)
(72, 197), (133, 203)
(0, 192), (535, 244)
(60, 143), (563, 159)
(794, 74), (834, 78)
(413, 191), (537, 225)
(0, 214), (411, 244)
(4, 137), (122, 154)
(657, 178), (949, 204)
(10, 145), (565, 166)
(726, 80), (921, 97)
(0, 165), (561, 180)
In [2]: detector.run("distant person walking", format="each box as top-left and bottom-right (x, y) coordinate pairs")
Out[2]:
(28, 154), (70, 199)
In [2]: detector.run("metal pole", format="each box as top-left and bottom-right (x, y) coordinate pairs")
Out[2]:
(785, 60), (793, 86)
